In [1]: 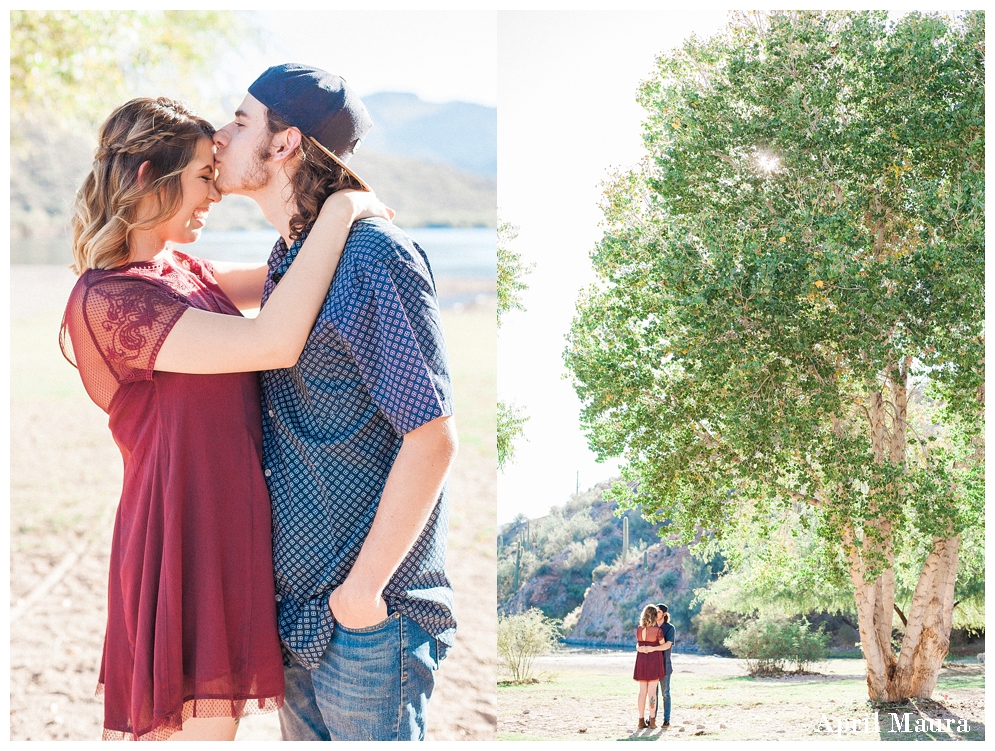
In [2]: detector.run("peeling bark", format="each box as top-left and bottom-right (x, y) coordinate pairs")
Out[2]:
(848, 373), (960, 702)
(889, 362), (908, 465)
(891, 536), (960, 699)
(845, 523), (896, 701)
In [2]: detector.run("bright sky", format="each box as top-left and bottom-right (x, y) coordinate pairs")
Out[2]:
(496, 10), (729, 525)
(241, 10), (497, 106)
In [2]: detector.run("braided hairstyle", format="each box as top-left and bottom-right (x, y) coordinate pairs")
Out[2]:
(70, 97), (215, 274)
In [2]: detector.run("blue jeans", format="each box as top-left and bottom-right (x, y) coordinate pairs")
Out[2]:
(279, 612), (445, 741)
(662, 671), (671, 723)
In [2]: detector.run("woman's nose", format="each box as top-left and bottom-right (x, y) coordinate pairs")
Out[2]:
(208, 181), (222, 202)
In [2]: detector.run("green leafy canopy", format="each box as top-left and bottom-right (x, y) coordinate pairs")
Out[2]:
(565, 11), (983, 584)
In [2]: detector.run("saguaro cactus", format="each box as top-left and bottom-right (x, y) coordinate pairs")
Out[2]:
(622, 517), (629, 564)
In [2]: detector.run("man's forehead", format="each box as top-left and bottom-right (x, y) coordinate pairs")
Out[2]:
(236, 93), (265, 118)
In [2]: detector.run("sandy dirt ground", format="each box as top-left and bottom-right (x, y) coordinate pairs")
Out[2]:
(498, 649), (985, 742)
(9, 266), (497, 741)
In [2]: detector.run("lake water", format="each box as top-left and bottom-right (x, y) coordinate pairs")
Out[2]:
(12, 226), (496, 279)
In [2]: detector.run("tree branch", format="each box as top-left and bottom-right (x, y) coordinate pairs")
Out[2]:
(894, 603), (908, 627)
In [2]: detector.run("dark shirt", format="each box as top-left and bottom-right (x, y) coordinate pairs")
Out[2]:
(662, 622), (676, 674)
(259, 218), (456, 669)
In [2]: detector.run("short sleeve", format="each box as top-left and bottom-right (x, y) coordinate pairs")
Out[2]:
(62, 273), (187, 412)
(337, 254), (454, 436)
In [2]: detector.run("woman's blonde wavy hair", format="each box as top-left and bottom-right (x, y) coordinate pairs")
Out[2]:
(70, 97), (215, 274)
(640, 605), (659, 629)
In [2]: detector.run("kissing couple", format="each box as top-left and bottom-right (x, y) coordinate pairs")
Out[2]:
(60, 64), (458, 741)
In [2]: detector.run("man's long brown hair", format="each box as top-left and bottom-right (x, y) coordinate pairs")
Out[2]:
(266, 109), (364, 242)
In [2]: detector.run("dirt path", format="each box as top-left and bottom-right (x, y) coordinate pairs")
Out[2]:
(9, 266), (497, 741)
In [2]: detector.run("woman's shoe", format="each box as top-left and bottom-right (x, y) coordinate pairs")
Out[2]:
(649, 717), (657, 729)
(638, 718), (647, 729)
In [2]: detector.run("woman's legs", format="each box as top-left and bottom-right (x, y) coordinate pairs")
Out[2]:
(637, 681), (649, 718)
(165, 716), (238, 741)
(647, 680), (659, 727)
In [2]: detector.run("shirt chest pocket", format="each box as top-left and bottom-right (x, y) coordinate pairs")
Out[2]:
(286, 335), (373, 435)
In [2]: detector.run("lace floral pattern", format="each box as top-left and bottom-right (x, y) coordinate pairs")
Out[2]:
(60, 252), (223, 412)
(89, 278), (186, 383)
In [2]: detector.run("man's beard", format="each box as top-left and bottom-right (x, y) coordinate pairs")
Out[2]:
(216, 142), (272, 194)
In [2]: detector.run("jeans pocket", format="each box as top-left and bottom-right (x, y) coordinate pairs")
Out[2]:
(335, 611), (400, 635)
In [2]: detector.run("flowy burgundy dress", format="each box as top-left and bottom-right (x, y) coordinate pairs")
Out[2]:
(633, 625), (665, 681)
(60, 250), (284, 740)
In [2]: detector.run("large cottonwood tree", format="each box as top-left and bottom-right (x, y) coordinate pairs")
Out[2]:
(565, 11), (984, 701)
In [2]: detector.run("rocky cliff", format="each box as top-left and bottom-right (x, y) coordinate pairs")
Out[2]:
(498, 480), (664, 621)
(568, 541), (694, 645)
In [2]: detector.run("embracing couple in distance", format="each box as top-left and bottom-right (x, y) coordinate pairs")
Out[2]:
(60, 64), (458, 741)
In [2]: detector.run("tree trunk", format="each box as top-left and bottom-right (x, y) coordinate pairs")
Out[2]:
(891, 536), (960, 699)
(845, 522), (896, 700)
(848, 535), (959, 701)
(848, 370), (959, 701)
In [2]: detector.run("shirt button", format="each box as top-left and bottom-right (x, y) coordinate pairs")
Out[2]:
(264, 469), (272, 477)
(268, 410), (275, 417)
(275, 594), (282, 602)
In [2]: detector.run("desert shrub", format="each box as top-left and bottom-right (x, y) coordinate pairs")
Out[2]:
(725, 618), (830, 675)
(788, 619), (831, 671)
(538, 508), (598, 560)
(561, 605), (583, 637)
(724, 619), (794, 675)
(565, 580), (590, 608)
(497, 608), (561, 683)
(563, 538), (599, 571)
(657, 569), (679, 591)
(591, 562), (611, 582)
(497, 556), (516, 602)
(691, 605), (743, 655)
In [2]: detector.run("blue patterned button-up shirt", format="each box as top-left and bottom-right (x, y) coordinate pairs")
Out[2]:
(259, 218), (456, 669)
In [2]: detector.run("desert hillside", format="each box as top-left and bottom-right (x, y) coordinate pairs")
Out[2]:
(498, 480), (722, 640)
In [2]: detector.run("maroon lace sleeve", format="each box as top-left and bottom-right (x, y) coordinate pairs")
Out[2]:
(61, 272), (187, 412)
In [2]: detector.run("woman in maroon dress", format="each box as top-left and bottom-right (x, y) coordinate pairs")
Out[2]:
(60, 98), (390, 741)
(633, 604), (666, 729)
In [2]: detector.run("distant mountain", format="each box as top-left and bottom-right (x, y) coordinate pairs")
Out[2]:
(10, 108), (496, 241)
(349, 150), (495, 228)
(206, 150), (495, 232)
(360, 92), (496, 178)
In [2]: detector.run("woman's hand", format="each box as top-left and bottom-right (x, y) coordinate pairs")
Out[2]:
(322, 188), (395, 225)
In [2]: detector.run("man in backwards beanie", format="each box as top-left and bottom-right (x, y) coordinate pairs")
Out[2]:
(213, 64), (458, 741)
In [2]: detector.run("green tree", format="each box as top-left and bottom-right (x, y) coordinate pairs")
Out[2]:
(10, 11), (257, 239)
(10, 10), (254, 124)
(497, 218), (533, 469)
(565, 11), (983, 702)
